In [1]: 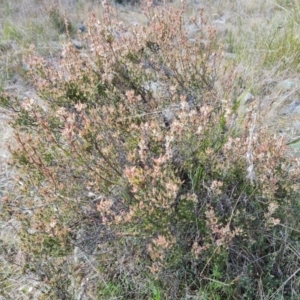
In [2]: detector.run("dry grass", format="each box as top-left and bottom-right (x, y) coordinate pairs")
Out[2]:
(1, 0), (300, 299)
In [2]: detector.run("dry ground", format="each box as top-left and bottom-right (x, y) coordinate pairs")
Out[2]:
(1, 0), (300, 298)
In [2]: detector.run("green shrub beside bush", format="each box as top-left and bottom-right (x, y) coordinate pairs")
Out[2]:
(1, 1), (300, 299)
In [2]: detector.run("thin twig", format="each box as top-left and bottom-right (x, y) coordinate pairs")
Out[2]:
(268, 268), (300, 300)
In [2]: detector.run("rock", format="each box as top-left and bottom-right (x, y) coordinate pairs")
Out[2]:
(72, 39), (84, 50)
(213, 17), (226, 24)
(22, 63), (30, 72)
(143, 81), (166, 99)
(77, 23), (86, 33)
(162, 104), (180, 128)
(243, 92), (255, 104)
(276, 79), (299, 93)
(281, 100), (300, 115)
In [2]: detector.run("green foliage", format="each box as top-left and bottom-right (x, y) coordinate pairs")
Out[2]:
(49, 7), (76, 35)
(2, 21), (21, 41)
(98, 282), (122, 298)
(228, 1), (300, 73)
(1, 1), (300, 299)
(151, 285), (162, 300)
(262, 15), (300, 72)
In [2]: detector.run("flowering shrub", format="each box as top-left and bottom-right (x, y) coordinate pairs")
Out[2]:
(1, 1), (300, 298)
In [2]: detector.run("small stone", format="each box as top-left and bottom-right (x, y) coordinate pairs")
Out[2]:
(243, 92), (255, 104)
(78, 23), (86, 33)
(281, 100), (300, 115)
(276, 79), (299, 93)
(72, 39), (83, 49)
(22, 63), (30, 72)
